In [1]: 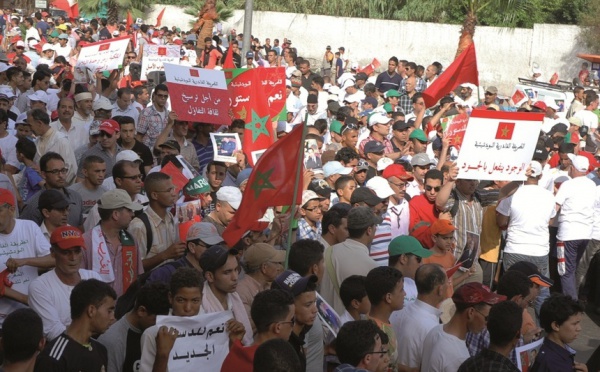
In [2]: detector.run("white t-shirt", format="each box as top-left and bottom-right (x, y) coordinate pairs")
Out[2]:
(421, 325), (471, 372)
(496, 184), (556, 256)
(555, 175), (596, 241)
(29, 269), (102, 340)
(574, 109), (599, 130)
(0, 134), (19, 169)
(0, 219), (51, 326)
(590, 186), (600, 240)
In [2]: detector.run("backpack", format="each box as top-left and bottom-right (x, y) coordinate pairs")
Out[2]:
(448, 188), (482, 217)
(136, 211), (153, 255)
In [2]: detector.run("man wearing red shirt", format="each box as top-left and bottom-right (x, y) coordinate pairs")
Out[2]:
(409, 169), (448, 248)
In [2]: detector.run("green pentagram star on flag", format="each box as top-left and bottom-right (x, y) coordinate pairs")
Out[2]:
(251, 168), (276, 199)
(246, 110), (270, 142)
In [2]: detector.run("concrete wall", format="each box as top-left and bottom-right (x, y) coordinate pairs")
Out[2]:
(147, 6), (588, 96)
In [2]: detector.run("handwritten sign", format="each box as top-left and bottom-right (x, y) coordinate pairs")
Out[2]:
(445, 113), (469, 150)
(141, 44), (181, 81)
(164, 63), (230, 125)
(156, 310), (231, 372)
(456, 110), (543, 181)
(75, 36), (130, 74)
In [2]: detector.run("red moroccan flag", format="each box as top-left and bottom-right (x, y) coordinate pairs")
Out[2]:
(70, 3), (79, 18)
(155, 7), (166, 27)
(222, 125), (305, 246)
(126, 11), (133, 30)
(223, 46), (235, 69)
(422, 43), (479, 108)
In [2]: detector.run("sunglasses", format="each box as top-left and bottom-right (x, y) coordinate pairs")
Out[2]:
(485, 92), (496, 96)
(342, 123), (358, 134)
(425, 185), (441, 192)
(99, 132), (113, 138)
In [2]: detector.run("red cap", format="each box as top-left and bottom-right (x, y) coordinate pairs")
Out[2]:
(50, 226), (85, 250)
(42, 11), (48, 17)
(430, 219), (456, 235)
(453, 282), (506, 306)
(0, 188), (15, 207)
(382, 164), (414, 181)
(173, 39), (182, 45)
(532, 101), (547, 111)
(99, 119), (120, 135)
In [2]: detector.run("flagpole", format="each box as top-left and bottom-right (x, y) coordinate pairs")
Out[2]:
(284, 113), (309, 268)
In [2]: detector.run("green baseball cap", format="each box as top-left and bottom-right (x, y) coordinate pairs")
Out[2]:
(409, 129), (427, 142)
(386, 89), (401, 98)
(49, 30), (60, 38)
(184, 175), (210, 196)
(383, 103), (393, 113)
(388, 236), (433, 258)
(330, 120), (343, 135)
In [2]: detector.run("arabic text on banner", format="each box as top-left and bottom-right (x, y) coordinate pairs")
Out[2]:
(141, 44), (181, 81)
(456, 110), (544, 181)
(75, 36), (130, 74)
(156, 310), (232, 372)
(163, 63), (230, 125)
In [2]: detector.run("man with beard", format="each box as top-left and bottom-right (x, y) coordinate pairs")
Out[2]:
(455, 83), (479, 108)
(409, 169), (446, 248)
(71, 92), (94, 139)
(204, 186), (241, 237)
(50, 97), (88, 146)
(292, 94), (326, 126)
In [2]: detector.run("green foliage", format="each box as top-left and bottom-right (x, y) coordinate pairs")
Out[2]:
(78, 0), (146, 23)
(579, 0), (600, 53)
(184, 1), (237, 27)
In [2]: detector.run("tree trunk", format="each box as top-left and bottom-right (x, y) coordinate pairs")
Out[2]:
(107, 0), (119, 25)
(455, 11), (476, 59)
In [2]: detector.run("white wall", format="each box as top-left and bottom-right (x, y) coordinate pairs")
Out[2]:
(147, 6), (587, 95)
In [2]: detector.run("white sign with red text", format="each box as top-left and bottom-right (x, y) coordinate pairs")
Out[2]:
(456, 110), (544, 181)
(163, 63), (230, 125)
(140, 44), (181, 81)
(74, 36), (130, 75)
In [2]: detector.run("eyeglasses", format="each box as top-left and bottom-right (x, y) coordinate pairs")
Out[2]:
(121, 174), (143, 180)
(474, 308), (489, 322)
(417, 140), (429, 145)
(389, 181), (406, 189)
(303, 205), (322, 212)
(277, 317), (295, 326)
(155, 93), (169, 99)
(44, 168), (68, 175)
(341, 123), (358, 134)
(425, 185), (441, 192)
(363, 349), (388, 357)
(99, 132), (113, 138)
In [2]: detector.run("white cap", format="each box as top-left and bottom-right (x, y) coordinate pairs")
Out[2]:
(0, 63), (9, 73)
(0, 86), (16, 99)
(343, 95), (361, 104)
(42, 44), (54, 52)
(15, 40), (25, 48)
(377, 157), (394, 172)
(93, 96), (113, 111)
(368, 113), (392, 127)
(351, 62), (359, 70)
(323, 83), (332, 91)
(529, 161), (543, 177)
(460, 82), (477, 91)
(366, 176), (395, 199)
(116, 150), (142, 163)
(341, 79), (355, 90)
(216, 186), (242, 210)
(27, 90), (48, 104)
(323, 161), (352, 178)
(567, 154), (589, 173)
(328, 86), (341, 95)
(301, 190), (324, 207)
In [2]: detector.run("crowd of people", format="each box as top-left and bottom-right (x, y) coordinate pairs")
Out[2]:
(0, 7), (596, 372)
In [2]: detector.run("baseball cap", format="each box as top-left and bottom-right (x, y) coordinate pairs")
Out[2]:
(272, 270), (318, 297)
(302, 190), (324, 207)
(89, 121), (101, 136)
(368, 113), (392, 127)
(385, 89), (401, 98)
(244, 243), (286, 270)
(347, 206), (382, 229)
(567, 153), (589, 173)
(532, 101), (547, 111)
(366, 176), (395, 199)
(411, 153), (433, 167)
(362, 97), (378, 108)
(38, 189), (70, 211)
(568, 117), (582, 127)
(430, 219), (456, 236)
(409, 129), (427, 142)
(92, 97), (112, 111)
(50, 226), (85, 250)
(185, 222), (224, 245)
(382, 164), (414, 181)
(0, 188), (15, 207)
(116, 150), (142, 163)
(159, 139), (181, 153)
(56, 24), (68, 31)
(364, 141), (385, 154)
(42, 44), (54, 52)
(236, 168), (252, 188)
(357, 159), (369, 172)
(532, 146), (549, 161)
(184, 175), (211, 196)
(245, 51), (254, 58)
(216, 186), (242, 210)
(199, 245), (239, 273)
(350, 187), (384, 207)
(529, 161), (543, 177)
(99, 119), (120, 135)
(341, 79), (356, 90)
(383, 103), (394, 113)
(328, 101), (341, 114)
(323, 161), (352, 178)
(452, 282), (506, 306)
(98, 189), (143, 211)
(377, 157), (394, 172)
(485, 86), (498, 94)
(393, 120), (411, 131)
(330, 120), (343, 135)
(548, 123), (568, 136)
(388, 235), (433, 258)
(58, 33), (68, 40)
(27, 90), (48, 104)
(355, 72), (368, 81)
(15, 40), (24, 48)
(507, 261), (553, 287)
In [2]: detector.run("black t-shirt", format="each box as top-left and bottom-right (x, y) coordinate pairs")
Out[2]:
(99, 27), (112, 41)
(35, 333), (108, 372)
(117, 139), (155, 173)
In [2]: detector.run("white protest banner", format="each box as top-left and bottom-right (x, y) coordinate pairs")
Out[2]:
(156, 310), (232, 372)
(456, 110), (544, 181)
(141, 44), (181, 81)
(164, 63), (231, 125)
(74, 36), (130, 75)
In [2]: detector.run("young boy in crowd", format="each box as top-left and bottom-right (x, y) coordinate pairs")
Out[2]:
(298, 190), (325, 240)
(15, 137), (44, 204)
(339, 274), (370, 325)
(335, 175), (357, 205)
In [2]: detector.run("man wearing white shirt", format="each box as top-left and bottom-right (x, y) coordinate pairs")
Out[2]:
(112, 87), (139, 124)
(50, 97), (88, 146)
(573, 90), (599, 140)
(53, 34), (72, 58)
(554, 154), (595, 300)
(393, 264), (446, 369)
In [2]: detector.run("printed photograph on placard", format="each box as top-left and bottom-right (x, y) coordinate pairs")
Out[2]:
(251, 149), (267, 165)
(516, 338), (544, 372)
(210, 133), (241, 163)
(175, 200), (203, 224)
(303, 139), (322, 169)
